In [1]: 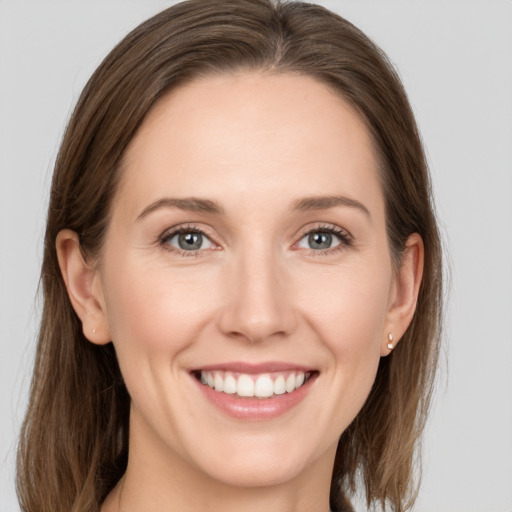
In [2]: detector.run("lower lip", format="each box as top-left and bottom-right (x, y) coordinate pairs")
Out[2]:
(193, 374), (317, 421)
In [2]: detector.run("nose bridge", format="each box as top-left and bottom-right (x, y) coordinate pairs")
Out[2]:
(218, 237), (296, 343)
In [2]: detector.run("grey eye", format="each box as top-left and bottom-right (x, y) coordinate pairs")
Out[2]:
(309, 232), (332, 250)
(297, 230), (342, 250)
(168, 231), (213, 251)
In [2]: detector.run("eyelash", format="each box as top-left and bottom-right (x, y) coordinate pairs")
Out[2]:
(298, 224), (353, 257)
(159, 224), (214, 258)
(158, 223), (353, 258)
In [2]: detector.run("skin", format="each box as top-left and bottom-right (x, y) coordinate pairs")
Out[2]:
(57, 71), (423, 512)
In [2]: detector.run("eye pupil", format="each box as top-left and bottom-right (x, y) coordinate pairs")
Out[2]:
(309, 232), (332, 250)
(179, 232), (202, 250)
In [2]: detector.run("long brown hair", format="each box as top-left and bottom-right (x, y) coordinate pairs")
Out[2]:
(16, 1), (443, 511)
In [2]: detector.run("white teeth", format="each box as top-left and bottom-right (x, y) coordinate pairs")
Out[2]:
(285, 373), (296, 393)
(237, 374), (255, 397)
(199, 370), (311, 398)
(214, 372), (224, 392)
(223, 374), (237, 394)
(254, 374), (274, 398)
(273, 375), (286, 395)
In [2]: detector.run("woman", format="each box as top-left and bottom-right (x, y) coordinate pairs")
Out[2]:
(16, 1), (442, 511)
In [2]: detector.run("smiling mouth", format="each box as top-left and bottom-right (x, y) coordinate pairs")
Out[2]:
(193, 370), (317, 399)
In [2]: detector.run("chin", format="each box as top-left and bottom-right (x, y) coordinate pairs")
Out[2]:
(179, 426), (334, 490)
(198, 450), (311, 488)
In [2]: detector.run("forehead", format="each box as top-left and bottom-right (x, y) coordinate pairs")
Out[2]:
(117, 71), (382, 215)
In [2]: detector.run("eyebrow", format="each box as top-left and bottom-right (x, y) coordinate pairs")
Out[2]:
(136, 197), (225, 220)
(136, 194), (370, 220)
(291, 195), (371, 218)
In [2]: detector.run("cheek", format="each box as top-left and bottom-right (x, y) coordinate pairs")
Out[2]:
(298, 261), (391, 350)
(296, 261), (390, 409)
(100, 258), (222, 424)
(102, 257), (218, 361)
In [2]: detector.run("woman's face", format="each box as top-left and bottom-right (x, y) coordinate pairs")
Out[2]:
(90, 72), (407, 488)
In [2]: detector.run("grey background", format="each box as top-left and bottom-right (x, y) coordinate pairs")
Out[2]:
(1, 1), (511, 511)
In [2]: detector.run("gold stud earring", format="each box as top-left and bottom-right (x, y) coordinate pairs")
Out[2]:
(92, 328), (97, 334)
(387, 333), (394, 350)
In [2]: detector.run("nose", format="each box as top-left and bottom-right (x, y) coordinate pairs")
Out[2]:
(217, 248), (297, 344)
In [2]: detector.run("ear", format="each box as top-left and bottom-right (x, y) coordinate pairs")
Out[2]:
(381, 233), (424, 356)
(56, 229), (111, 345)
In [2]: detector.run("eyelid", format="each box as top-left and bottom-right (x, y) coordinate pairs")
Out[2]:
(157, 221), (353, 257)
(296, 222), (352, 241)
(158, 223), (220, 256)
(292, 223), (353, 254)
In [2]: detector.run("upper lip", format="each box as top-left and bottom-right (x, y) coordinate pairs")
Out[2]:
(189, 361), (317, 374)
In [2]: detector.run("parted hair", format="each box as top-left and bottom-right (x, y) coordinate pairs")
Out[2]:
(16, 1), (443, 511)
